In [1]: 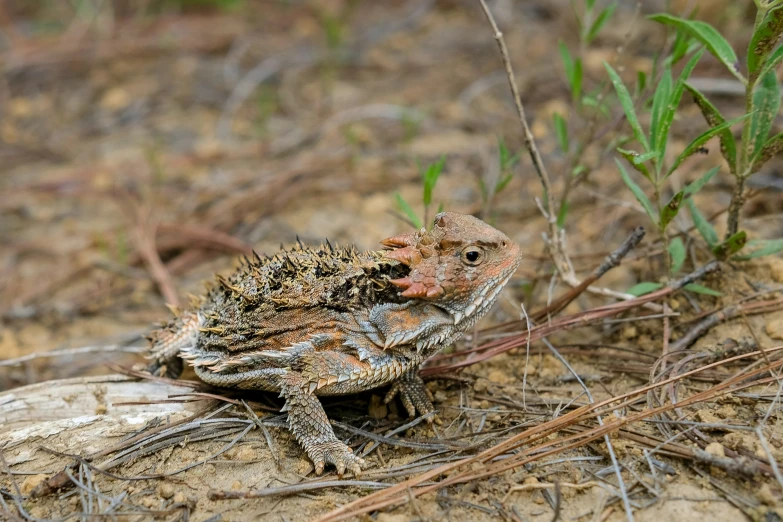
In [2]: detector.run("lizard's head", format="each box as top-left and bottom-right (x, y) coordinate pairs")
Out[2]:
(382, 212), (521, 325)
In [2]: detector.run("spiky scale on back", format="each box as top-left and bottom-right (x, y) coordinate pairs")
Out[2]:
(191, 242), (411, 355)
(211, 243), (406, 307)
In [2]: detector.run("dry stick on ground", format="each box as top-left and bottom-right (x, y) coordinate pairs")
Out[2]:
(318, 349), (783, 521)
(671, 297), (783, 351)
(531, 226), (647, 322)
(31, 413), (255, 499)
(130, 206), (180, 307)
(0, 345), (145, 367)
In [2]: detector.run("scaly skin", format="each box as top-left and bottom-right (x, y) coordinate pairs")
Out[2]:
(146, 212), (521, 476)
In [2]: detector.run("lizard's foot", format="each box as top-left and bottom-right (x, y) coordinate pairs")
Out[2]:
(281, 372), (367, 477)
(384, 371), (441, 424)
(308, 440), (365, 476)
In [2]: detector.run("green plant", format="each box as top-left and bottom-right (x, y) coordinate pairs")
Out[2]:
(605, 46), (745, 276)
(162, 0), (245, 11)
(479, 137), (520, 217)
(394, 156), (446, 229)
(648, 2), (783, 259)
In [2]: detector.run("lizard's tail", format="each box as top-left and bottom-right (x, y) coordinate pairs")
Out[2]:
(145, 311), (202, 378)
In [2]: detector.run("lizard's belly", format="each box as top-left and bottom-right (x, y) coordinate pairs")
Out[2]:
(192, 349), (421, 396)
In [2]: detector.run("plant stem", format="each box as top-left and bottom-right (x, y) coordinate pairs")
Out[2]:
(726, 175), (747, 239)
(654, 182), (672, 277)
(726, 2), (767, 239)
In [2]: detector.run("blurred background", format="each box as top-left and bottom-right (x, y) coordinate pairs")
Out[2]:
(0, 0), (778, 389)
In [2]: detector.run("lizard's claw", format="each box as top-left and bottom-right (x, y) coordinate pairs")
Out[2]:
(384, 374), (442, 425)
(308, 441), (365, 477)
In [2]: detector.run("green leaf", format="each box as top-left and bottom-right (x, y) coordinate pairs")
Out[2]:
(582, 94), (611, 116)
(571, 164), (587, 177)
(616, 158), (656, 222)
(668, 26), (692, 66)
(572, 58), (583, 104)
(684, 283), (722, 296)
(559, 41), (574, 81)
(656, 49), (704, 167)
(684, 83), (738, 174)
(497, 137), (520, 171)
(733, 238), (783, 260)
(633, 151), (657, 165)
(617, 148), (652, 181)
(650, 66), (673, 156)
(669, 236), (686, 273)
(683, 166), (720, 196)
(751, 133), (783, 173)
(757, 43), (783, 83)
(556, 200), (569, 229)
(635, 70), (647, 97)
(660, 191), (684, 229)
(747, 4), (783, 82)
(748, 70), (781, 161)
(712, 230), (747, 259)
(586, 3), (617, 43)
(496, 173), (514, 193)
(649, 14), (745, 84)
(559, 42), (582, 102)
(421, 156), (446, 206)
(394, 193), (422, 229)
(686, 198), (719, 249)
(553, 112), (569, 153)
(627, 282), (664, 296)
(667, 113), (751, 175)
(605, 62), (650, 151)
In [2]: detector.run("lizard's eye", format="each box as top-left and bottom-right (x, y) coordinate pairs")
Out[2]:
(461, 246), (484, 266)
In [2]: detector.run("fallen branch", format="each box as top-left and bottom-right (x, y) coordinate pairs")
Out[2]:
(531, 226), (646, 321)
(672, 297), (783, 351)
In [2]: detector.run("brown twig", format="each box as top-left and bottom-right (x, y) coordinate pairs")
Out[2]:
(131, 213), (180, 307)
(671, 297), (783, 351)
(0, 345), (145, 367)
(157, 223), (254, 256)
(531, 227), (646, 322)
(208, 480), (389, 500)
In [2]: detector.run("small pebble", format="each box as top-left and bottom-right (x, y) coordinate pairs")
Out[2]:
(157, 482), (175, 499)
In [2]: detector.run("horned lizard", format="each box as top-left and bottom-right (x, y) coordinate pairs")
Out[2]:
(146, 212), (521, 475)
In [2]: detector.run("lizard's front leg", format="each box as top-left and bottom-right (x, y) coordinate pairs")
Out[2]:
(384, 369), (441, 424)
(280, 373), (365, 476)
